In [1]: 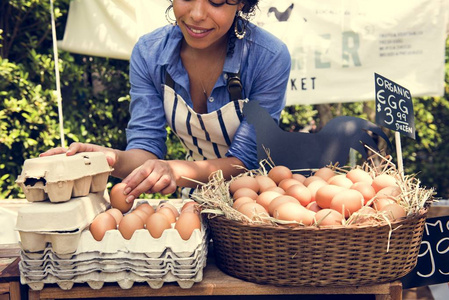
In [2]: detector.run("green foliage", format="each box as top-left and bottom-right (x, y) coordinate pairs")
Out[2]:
(1, 0), (448, 200)
(0, 0), (186, 199)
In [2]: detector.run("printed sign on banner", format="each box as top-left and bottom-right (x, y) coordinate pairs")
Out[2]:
(252, 0), (447, 105)
(401, 215), (449, 289)
(374, 73), (416, 139)
(57, 0), (448, 105)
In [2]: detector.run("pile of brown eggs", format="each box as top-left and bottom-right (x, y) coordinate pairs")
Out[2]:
(89, 183), (201, 241)
(230, 165), (406, 227)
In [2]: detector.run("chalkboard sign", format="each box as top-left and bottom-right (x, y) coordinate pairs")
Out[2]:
(401, 215), (449, 289)
(374, 73), (416, 139)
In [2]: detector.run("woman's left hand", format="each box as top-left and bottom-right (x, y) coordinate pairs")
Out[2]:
(121, 159), (178, 203)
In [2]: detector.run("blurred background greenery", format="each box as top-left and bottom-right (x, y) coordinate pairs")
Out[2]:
(1, 0), (448, 200)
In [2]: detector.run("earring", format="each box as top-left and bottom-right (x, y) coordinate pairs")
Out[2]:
(234, 11), (247, 39)
(165, 5), (177, 25)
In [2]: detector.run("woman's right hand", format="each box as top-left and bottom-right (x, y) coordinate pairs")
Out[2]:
(40, 142), (117, 167)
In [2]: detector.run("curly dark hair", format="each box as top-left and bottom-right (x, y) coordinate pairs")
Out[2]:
(241, 0), (259, 15)
(227, 0), (259, 57)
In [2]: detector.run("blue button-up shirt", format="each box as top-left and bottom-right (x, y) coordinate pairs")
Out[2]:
(126, 24), (291, 170)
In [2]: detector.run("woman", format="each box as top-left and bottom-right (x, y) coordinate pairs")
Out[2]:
(41, 0), (291, 202)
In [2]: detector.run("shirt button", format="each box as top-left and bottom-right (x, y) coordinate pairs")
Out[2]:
(223, 74), (228, 80)
(208, 97), (214, 102)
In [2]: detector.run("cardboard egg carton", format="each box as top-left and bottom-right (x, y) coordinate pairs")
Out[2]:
(20, 228), (209, 291)
(16, 191), (110, 254)
(21, 255), (206, 290)
(21, 234), (208, 267)
(73, 221), (207, 258)
(18, 198), (209, 290)
(16, 152), (112, 202)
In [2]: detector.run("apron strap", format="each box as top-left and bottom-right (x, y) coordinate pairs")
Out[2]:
(165, 72), (243, 102)
(226, 72), (243, 102)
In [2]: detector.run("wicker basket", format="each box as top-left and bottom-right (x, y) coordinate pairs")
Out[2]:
(207, 208), (428, 287)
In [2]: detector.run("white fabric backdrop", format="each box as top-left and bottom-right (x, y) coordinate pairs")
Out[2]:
(58, 0), (449, 105)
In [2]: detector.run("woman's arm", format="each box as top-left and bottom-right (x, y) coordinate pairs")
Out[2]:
(121, 156), (245, 203)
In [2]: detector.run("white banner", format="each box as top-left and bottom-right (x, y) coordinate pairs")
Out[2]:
(58, 0), (449, 105)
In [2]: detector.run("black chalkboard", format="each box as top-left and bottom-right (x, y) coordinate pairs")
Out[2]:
(374, 73), (416, 139)
(400, 215), (449, 289)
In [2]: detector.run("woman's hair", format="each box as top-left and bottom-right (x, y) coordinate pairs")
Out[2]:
(241, 0), (259, 15)
(227, 0), (259, 57)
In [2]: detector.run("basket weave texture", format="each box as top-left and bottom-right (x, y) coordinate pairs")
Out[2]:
(207, 208), (428, 287)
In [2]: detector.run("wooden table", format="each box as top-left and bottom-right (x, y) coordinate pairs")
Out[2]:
(1, 242), (403, 300)
(26, 252), (403, 300)
(0, 245), (22, 300)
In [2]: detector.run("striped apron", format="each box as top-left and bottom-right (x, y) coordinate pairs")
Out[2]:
(163, 75), (247, 198)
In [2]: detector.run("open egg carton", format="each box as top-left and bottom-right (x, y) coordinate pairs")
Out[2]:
(16, 152), (112, 203)
(18, 198), (209, 291)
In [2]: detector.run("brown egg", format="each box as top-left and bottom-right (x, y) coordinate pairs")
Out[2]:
(381, 203), (406, 221)
(372, 197), (396, 211)
(315, 185), (345, 209)
(346, 169), (373, 184)
(314, 167), (336, 181)
(278, 178), (303, 191)
(157, 202), (179, 218)
(292, 173), (307, 183)
(175, 212), (202, 240)
(285, 184), (312, 206)
(132, 209), (149, 222)
(238, 202), (269, 219)
(90, 212), (117, 241)
(118, 213), (144, 240)
(330, 189), (364, 218)
(267, 195), (298, 216)
(327, 175), (353, 189)
(233, 187), (259, 200)
(306, 201), (321, 212)
(351, 206), (377, 224)
(303, 176), (325, 187)
(145, 212), (172, 238)
(372, 174), (397, 193)
(256, 190), (282, 210)
(181, 201), (200, 214)
(268, 165), (292, 185)
(110, 182), (133, 213)
(376, 186), (402, 200)
(255, 175), (277, 192)
(266, 186), (286, 194)
(105, 208), (123, 225)
(273, 202), (315, 225)
(157, 207), (177, 223)
(229, 176), (259, 194)
(307, 180), (328, 202)
(135, 202), (155, 216)
(232, 196), (256, 210)
(350, 182), (376, 205)
(315, 209), (344, 227)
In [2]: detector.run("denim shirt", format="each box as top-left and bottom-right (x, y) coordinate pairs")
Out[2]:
(126, 24), (291, 170)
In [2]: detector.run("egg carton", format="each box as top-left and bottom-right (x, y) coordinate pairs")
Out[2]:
(48, 213), (208, 258)
(16, 152), (112, 202)
(16, 191), (110, 254)
(21, 248), (207, 290)
(20, 253), (206, 277)
(20, 256), (205, 275)
(20, 238), (208, 269)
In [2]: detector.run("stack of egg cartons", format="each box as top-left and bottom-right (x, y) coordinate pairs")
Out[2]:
(15, 153), (208, 291)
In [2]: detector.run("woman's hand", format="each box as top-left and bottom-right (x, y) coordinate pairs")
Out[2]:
(122, 159), (178, 203)
(40, 142), (117, 167)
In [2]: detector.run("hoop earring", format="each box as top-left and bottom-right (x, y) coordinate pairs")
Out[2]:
(165, 5), (177, 25)
(234, 11), (247, 39)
